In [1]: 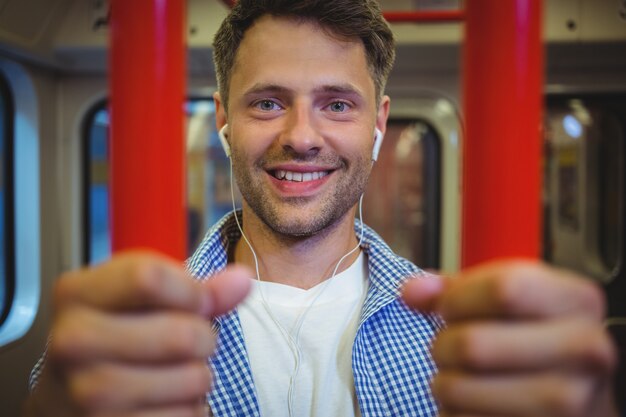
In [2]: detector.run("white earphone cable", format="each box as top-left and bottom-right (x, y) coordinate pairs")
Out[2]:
(229, 160), (365, 417)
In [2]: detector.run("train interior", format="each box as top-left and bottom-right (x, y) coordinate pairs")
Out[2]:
(0, 0), (625, 414)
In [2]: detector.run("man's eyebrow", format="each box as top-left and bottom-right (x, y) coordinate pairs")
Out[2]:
(243, 83), (292, 96)
(313, 84), (364, 98)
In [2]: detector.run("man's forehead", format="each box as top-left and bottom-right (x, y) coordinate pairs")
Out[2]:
(228, 14), (373, 95)
(243, 14), (359, 46)
(232, 14), (366, 69)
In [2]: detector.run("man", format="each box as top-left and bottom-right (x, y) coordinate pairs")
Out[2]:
(25, 0), (619, 416)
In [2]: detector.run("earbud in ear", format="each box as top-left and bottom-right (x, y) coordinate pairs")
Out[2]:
(218, 124), (231, 157)
(372, 128), (384, 162)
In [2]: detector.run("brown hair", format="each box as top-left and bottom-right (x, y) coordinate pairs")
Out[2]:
(213, 0), (395, 111)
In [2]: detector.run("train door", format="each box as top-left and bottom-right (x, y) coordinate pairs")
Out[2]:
(544, 93), (626, 411)
(363, 96), (461, 273)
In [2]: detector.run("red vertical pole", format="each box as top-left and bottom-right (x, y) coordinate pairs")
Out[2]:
(461, 0), (544, 267)
(109, 0), (187, 260)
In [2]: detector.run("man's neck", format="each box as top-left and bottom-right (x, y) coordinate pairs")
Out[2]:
(233, 208), (361, 290)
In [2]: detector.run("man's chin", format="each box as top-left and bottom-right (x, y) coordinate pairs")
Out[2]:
(256, 206), (345, 239)
(265, 217), (327, 238)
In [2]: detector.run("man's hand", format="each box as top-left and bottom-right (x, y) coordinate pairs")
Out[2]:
(402, 260), (619, 417)
(25, 251), (251, 417)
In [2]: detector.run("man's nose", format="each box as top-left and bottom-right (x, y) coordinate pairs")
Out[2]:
(278, 103), (323, 156)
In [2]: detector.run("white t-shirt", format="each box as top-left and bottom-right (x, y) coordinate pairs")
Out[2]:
(238, 252), (368, 417)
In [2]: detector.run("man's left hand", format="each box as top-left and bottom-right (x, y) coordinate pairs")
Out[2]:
(402, 260), (619, 417)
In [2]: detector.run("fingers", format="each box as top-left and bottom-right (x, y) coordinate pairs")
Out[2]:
(204, 265), (252, 317)
(440, 261), (605, 321)
(433, 371), (596, 417)
(400, 274), (444, 312)
(54, 252), (207, 313)
(50, 308), (216, 364)
(68, 362), (210, 411)
(401, 261), (618, 417)
(92, 404), (206, 417)
(42, 253), (252, 416)
(402, 260), (605, 322)
(54, 251), (252, 317)
(432, 319), (617, 374)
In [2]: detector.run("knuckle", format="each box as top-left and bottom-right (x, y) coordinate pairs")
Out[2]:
(164, 318), (203, 358)
(579, 325), (618, 372)
(490, 272), (523, 314)
(455, 328), (486, 369)
(130, 260), (165, 300)
(581, 281), (606, 319)
(430, 373), (460, 407)
(174, 404), (210, 417)
(68, 367), (116, 410)
(49, 311), (89, 360)
(542, 379), (589, 417)
(171, 362), (212, 401)
(188, 361), (212, 394)
(49, 325), (77, 360)
(52, 272), (78, 309)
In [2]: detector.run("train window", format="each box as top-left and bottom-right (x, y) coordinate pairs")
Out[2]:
(544, 95), (626, 283)
(185, 99), (239, 249)
(84, 106), (109, 264)
(0, 74), (14, 328)
(83, 98), (236, 264)
(363, 120), (441, 270)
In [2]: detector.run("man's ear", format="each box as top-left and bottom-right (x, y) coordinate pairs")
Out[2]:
(214, 91), (227, 131)
(376, 95), (391, 138)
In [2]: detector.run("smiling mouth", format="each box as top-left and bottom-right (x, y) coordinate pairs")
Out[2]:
(271, 170), (331, 182)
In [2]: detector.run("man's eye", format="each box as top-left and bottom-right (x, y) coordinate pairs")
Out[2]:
(329, 101), (348, 112)
(255, 100), (280, 111)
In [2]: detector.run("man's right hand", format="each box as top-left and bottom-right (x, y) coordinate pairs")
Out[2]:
(24, 251), (252, 417)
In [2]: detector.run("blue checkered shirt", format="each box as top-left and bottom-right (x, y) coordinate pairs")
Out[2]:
(186, 212), (443, 417)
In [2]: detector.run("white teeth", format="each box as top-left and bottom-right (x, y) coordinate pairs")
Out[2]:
(273, 170), (329, 182)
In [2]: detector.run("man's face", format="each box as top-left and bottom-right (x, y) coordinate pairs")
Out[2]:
(218, 15), (389, 237)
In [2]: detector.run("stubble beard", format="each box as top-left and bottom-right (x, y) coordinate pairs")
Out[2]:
(232, 152), (371, 238)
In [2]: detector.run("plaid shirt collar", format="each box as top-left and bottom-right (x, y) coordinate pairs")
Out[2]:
(186, 211), (418, 322)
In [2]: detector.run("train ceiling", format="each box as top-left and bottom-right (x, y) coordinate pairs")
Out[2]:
(0, 0), (623, 74)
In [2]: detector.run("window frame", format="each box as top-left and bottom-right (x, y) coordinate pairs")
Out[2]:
(544, 93), (626, 281)
(82, 97), (220, 265)
(0, 59), (41, 347)
(0, 72), (14, 327)
(379, 117), (442, 270)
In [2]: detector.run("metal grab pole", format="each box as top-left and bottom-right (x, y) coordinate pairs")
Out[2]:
(109, 0), (187, 260)
(461, 0), (544, 267)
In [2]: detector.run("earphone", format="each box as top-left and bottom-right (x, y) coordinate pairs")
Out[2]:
(218, 123), (384, 162)
(372, 127), (384, 162)
(218, 124), (231, 157)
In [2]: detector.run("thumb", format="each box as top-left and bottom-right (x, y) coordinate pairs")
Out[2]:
(401, 273), (445, 313)
(201, 265), (253, 317)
